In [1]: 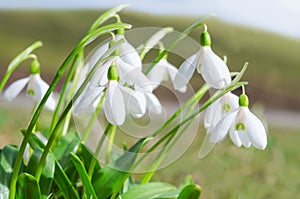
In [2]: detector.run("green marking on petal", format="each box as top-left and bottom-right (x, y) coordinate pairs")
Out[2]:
(236, 122), (245, 131)
(27, 89), (35, 96)
(223, 104), (231, 113)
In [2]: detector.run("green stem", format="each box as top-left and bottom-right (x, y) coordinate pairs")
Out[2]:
(9, 25), (128, 198)
(50, 51), (82, 132)
(144, 18), (206, 75)
(106, 125), (116, 164)
(0, 41), (42, 92)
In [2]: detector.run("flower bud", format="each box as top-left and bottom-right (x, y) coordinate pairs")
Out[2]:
(30, 59), (40, 74)
(200, 31), (211, 46)
(239, 94), (249, 107)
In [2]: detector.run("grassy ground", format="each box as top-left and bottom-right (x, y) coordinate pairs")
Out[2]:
(0, 10), (300, 110)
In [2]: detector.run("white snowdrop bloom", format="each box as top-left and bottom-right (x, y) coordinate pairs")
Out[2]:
(147, 58), (187, 93)
(210, 94), (267, 150)
(93, 66), (147, 125)
(87, 34), (142, 71)
(174, 30), (231, 90)
(3, 60), (56, 111)
(204, 92), (239, 133)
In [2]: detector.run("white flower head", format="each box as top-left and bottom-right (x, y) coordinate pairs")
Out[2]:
(204, 92), (239, 133)
(210, 94), (267, 150)
(174, 29), (231, 90)
(2, 60), (56, 111)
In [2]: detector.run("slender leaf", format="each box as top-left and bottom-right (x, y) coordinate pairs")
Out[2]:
(178, 184), (202, 199)
(25, 149), (55, 199)
(89, 4), (129, 32)
(16, 173), (41, 199)
(53, 161), (80, 199)
(92, 138), (150, 198)
(0, 145), (21, 199)
(119, 182), (176, 199)
(70, 153), (98, 199)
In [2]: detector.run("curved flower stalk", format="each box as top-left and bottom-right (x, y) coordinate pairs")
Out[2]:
(174, 26), (231, 90)
(2, 60), (56, 111)
(210, 94), (267, 150)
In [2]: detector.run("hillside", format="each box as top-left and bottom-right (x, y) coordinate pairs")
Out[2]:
(0, 10), (299, 110)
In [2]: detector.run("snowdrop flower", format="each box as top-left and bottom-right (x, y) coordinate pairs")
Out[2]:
(204, 92), (239, 133)
(102, 65), (147, 125)
(174, 28), (231, 90)
(147, 55), (187, 93)
(2, 60), (56, 111)
(87, 33), (142, 71)
(210, 94), (267, 150)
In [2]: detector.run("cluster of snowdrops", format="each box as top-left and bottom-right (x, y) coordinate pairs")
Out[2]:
(0, 5), (267, 199)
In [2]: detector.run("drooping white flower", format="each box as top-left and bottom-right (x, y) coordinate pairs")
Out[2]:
(204, 92), (239, 133)
(174, 30), (231, 90)
(86, 34), (142, 71)
(210, 94), (267, 150)
(3, 60), (56, 111)
(147, 58), (187, 93)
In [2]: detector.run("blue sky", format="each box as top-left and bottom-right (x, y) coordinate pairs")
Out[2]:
(1, 0), (300, 38)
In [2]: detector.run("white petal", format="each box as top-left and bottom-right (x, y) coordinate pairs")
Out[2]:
(224, 92), (239, 111)
(3, 77), (30, 100)
(118, 59), (153, 93)
(88, 41), (109, 70)
(164, 60), (187, 93)
(90, 59), (111, 87)
(145, 93), (162, 114)
(229, 127), (242, 147)
(29, 75), (57, 111)
(204, 99), (221, 130)
(210, 110), (238, 143)
(173, 51), (200, 90)
(74, 86), (105, 113)
(23, 144), (31, 166)
(35, 132), (48, 145)
(116, 34), (142, 69)
(200, 47), (231, 89)
(147, 60), (168, 90)
(244, 108), (267, 150)
(104, 81), (125, 125)
(237, 130), (251, 148)
(120, 86), (147, 116)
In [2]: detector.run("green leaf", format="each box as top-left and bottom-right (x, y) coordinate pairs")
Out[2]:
(76, 144), (101, 177)
(0, 145), (21, 199)
(25, 149), (55, 199)
(177, 184), (202, 199)
(53, 161), (80, 199)
(119, 182), (176, 199)
(16, 173), (41, 199)
(92, 138), (150, 198)
(52, 131), (80, 167)
(21, 129), (45, 150)
(70, 153), (98, 199)
(89, 4), (129, 32)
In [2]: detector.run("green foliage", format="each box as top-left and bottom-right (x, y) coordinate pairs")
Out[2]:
(16, 173), (41, 199)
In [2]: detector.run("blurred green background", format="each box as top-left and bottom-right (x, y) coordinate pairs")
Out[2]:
(1, 10), (300, 199)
